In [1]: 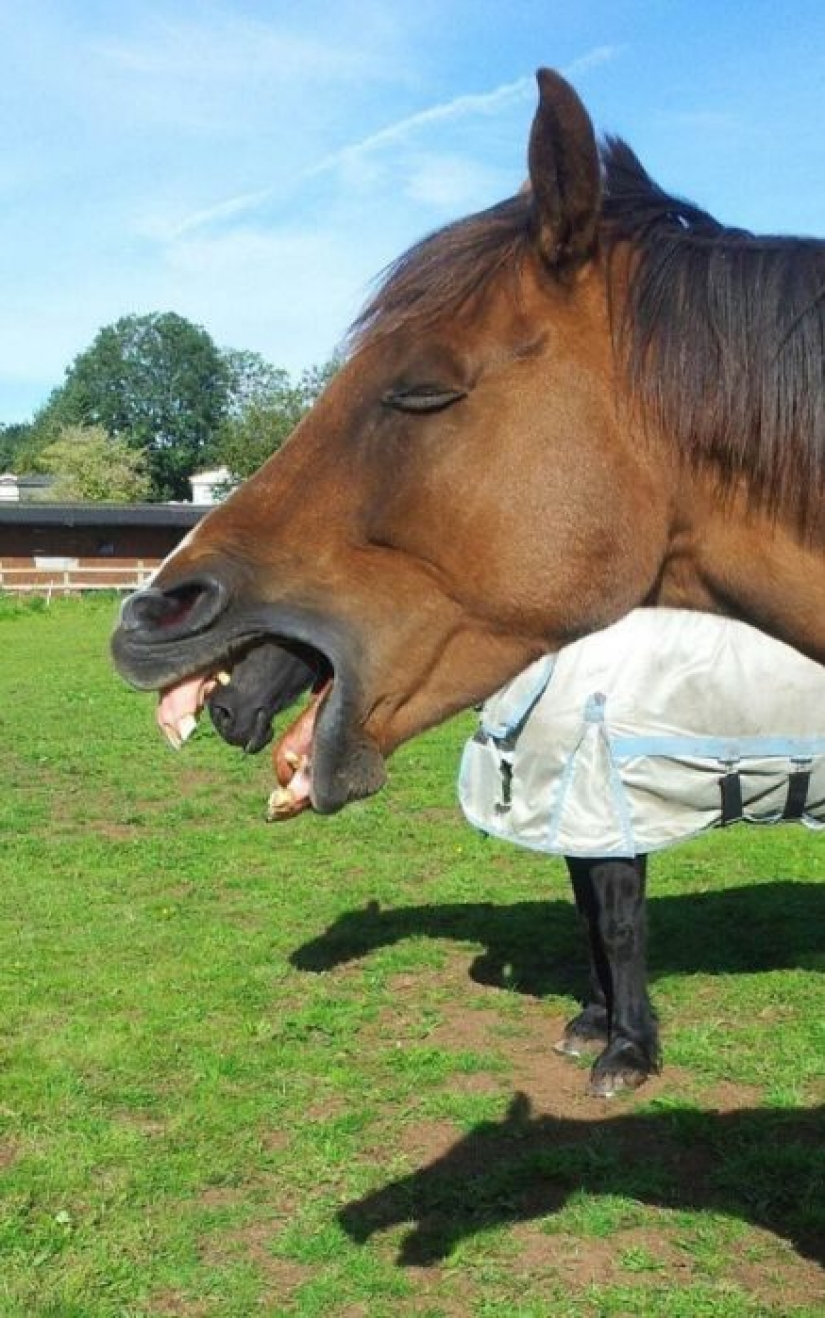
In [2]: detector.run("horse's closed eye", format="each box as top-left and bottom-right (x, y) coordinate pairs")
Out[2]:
(381, 386), (467, 414)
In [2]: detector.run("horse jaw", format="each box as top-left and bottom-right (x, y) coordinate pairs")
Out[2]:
(112, 589), (389, 815)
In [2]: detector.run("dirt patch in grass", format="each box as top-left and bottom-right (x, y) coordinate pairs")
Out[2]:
(198, 1185), (248, 1211)
(112, 1109), (168, 1137)
(30, 761), (236, 840)
(201, 1215), (314, 1299)
(511, 1227), (637, 1286)
(384, 952), (770, 1119)
(406, 806), (463, 824)
(695, 1076), (765, 1111)
(197, 1182), (300, 1226)
(508, 1222), (825, 1308)
(146, 1291), (212, 1318)
(720, 1229), (825, 1311)
(380, 954), (651, 1117)
(0, 1138), (18, 1170)
(430, 1006), (613, 1117)
(261, 1127), (292, 1153)
(398, 1119), (463, 1166)
(256, 1256), (317, 1309)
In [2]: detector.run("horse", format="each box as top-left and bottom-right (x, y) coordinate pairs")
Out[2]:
(112, 70), (825, 1082)
(112, 67), (825, 802)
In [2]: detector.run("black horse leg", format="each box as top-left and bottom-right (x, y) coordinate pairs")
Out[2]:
(560, 856), (660, 1097)
(556, 857), (611, 1053)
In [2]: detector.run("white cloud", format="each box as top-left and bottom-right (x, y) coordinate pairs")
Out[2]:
(139, 188), (277, 245)
(402, 154), (515, 215)
(306, 74), (535, 180)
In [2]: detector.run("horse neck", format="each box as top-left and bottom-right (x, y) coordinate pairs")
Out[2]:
(655, 474), (825, 665)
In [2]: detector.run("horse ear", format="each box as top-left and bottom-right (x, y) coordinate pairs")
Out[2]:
(528, 68), (602, 272)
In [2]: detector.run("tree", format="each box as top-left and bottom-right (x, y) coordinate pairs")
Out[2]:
(296, 357), (341, 408)
(221, 348), (293, 421)
(37, 425), (151, 502)
(36, 313), (228, 500)
(0, 422), (39, 473)
(210, 355), (341, 482)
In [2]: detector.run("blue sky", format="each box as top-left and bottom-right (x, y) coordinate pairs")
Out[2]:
(2, 0), (825, 425)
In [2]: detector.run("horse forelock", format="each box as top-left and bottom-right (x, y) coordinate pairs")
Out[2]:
(347, 193), (535, 351)
(348, 137), (825, 534)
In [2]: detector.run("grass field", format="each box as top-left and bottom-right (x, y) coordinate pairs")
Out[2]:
(0, 594), (823, 1317)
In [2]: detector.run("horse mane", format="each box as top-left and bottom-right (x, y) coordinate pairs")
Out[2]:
(603, 137), (825, 531)
(351, 138), (825, 531)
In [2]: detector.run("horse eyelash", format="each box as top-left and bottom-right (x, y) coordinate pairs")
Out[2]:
(381, 387), (468, 414)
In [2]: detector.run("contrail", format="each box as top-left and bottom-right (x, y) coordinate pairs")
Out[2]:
(168, 44), (622, 239)
(306, 45), (621, 179)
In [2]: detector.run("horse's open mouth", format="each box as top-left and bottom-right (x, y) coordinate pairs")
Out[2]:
(155, 646), (336, 817)
(113, 587), (388, 816)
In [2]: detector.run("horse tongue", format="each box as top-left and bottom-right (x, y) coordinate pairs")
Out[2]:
(156, 673), (218, 748)
(267, 680), (332, 821)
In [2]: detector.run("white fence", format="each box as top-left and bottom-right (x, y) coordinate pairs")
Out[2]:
(0, 563), (156, 595)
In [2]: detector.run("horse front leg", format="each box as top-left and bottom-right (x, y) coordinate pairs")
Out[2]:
(560, 856), (661, 1097)
(556, 856), (611, 1055)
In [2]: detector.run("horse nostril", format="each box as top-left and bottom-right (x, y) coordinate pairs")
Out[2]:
(119, 575), (229, 636)
(245, 706), (275, 753)
(208, 696), (273, 752)
(119, 587), (176, 631)
(208, 698), (233, 736)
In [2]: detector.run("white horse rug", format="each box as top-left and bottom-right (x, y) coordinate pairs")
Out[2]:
(458, 609), (825, 857)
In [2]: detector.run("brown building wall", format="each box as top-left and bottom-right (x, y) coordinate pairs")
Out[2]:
(0, 516), (200, 592)
(0, 522), (184, 562)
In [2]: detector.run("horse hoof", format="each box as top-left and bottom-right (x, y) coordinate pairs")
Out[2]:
(586, 1037), (659, 1097)
(559, 1006), (609, 1049)
(586, 1065), (650, 1099)
(553, 1034), (585, 1058)
(554, 1024), (608, 1059)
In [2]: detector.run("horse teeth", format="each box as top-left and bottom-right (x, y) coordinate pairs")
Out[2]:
(284, 750), (301, 769)
(161, 724), (182, 750)
(267, 786), (295, 820)
(216, 671), (231, 686)
(178, 714), (198, 744)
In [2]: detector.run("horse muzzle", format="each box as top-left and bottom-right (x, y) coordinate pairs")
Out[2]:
(111, 573), (387, 814)
(207, 641), (319, 753)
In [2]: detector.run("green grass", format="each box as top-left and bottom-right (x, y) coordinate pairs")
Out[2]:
(0, 595), (823, 1316)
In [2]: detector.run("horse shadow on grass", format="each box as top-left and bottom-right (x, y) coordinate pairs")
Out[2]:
(337, 1093), (825, 1267)
(290, 880), (825, 998)
(292, 884), (825, 1269)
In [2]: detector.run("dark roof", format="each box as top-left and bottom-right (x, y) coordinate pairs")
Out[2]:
(0, 503), (211, 528)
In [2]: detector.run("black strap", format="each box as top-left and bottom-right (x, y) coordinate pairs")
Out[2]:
(782, 769), (811, 820)
(719, 771), (744, 826)
(495, 758), (513, 814)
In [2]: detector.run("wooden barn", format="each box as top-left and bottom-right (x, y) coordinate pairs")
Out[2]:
(0, 502), (209, 593)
